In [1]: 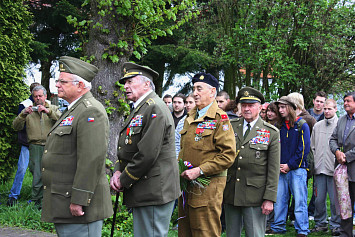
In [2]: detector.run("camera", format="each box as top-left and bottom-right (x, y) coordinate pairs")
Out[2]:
(32, 106), (38, 112)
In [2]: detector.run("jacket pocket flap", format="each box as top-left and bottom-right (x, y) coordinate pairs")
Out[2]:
(201, 129), (213, 137)
(179, 128), (187, 135)
(141, 168), (160, 180)
(249, 143), (268, 150)
(51, 184), (72, 197)
(246, 177), (265, 188)
(54, 126), (72, 136)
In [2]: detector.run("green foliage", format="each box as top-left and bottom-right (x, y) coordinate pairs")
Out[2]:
(0, 0), (32, 182)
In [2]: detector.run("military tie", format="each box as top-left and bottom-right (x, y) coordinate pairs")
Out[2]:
(244, 123), (251, 139)
(129, 103), (134, 112)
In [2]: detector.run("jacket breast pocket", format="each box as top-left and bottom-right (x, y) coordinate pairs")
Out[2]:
(193, 129), (214, 151)
(52, 126), (74, 155)
(123, 126), (143, 153)
(50, 184), (72, 219)
(249, 143), (268, 165)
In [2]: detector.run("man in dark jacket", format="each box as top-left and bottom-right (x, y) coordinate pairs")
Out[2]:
(111, 62), (180, 237)
(307, 91), (327, 122)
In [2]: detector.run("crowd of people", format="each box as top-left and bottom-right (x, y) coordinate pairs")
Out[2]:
(6, 57), (355, 237)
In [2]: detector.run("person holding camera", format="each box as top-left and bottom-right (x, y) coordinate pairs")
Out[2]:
(13, 85), (61, 208)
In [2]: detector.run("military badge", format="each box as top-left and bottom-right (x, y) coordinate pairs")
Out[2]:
(195, 128), (204, 141)
(197, 120), (216, 130)
(129, 115), (143, 127)
(199, 75), (204, 80)
(244, 91), (249, 96)
(60, 115), (74, 126)
(59, 63), (65, 71)
(256, 151), (261, 158)
(250, 129), (270, 145)
(221, 114), (229, 121)
(223, 124), (229, 131)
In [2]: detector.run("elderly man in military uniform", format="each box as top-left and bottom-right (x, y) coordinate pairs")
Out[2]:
(223, 87), (280, 237)
(41, 56), (113, 237)
(178, 72), (236, 237)
(110, 62), (180, 237)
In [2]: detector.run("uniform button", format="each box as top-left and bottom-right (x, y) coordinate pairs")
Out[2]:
(66, 192), (69, 195)
(257, 147), (260, 150)
(237, 178), (240, 182)
(43, 186), (46, 190)
(241, 146), (244, 149)
(119, 147), (121, 149)
(239, 156), (242, 160)
(60, 131), (63, 134)
(88, 199), (91, 204)
(49, 133), (52, 136)
(238, 167), (241, 170)
(144, 176), (147, 179)
(42, 168), (45, 171)
(44, 150), (48, 153)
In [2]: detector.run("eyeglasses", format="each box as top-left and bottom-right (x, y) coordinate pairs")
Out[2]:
(55, 79), (77, 85)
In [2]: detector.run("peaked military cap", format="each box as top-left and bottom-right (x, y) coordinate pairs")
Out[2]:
(119, 62), (159, 83)
(236, 87), (265, 104)
(59, 56), (98, 82)
(192, 72), (219, 89)
(275, 96), (297, 110)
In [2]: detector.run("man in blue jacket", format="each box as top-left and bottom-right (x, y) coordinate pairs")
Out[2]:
(269, 96), (310, 237)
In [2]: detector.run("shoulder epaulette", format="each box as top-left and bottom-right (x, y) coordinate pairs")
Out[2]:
(263, 121), (278, 131)
(146, 98), (155, 106)
(83, 99), (93, 108)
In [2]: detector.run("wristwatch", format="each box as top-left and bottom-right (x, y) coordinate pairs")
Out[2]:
(199, 168), (204, 176)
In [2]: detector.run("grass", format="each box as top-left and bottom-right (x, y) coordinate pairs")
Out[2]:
(0, 168), (338, 236)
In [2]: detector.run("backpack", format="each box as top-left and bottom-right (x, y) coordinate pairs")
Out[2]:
(296, 118), (314, 179)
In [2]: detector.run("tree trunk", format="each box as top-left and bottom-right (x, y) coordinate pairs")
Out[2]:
(40, 58), (53, 97)
(84, 1), (133, 165)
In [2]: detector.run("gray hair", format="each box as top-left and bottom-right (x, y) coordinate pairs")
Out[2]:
(72, 74), (92, 90)
(32, 85), (47, 95)
(139, 75), (155, 91)
(206, 84), (217, 98)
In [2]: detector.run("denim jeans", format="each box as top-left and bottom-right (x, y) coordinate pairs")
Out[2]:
(271, 168), (309, 235)
(314, 174), (340, 229)
(8, 145), (29, 199)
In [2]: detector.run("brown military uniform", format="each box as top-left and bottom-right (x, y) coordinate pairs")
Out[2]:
(178, 100), (236, 237)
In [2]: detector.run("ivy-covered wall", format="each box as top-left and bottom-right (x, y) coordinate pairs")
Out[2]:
(0, 0), (33, 181)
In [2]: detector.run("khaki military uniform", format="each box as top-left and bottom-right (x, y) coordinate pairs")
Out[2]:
(223, 117), (280, 236)
(114, 91), (180, 208)
(41, 92), (113, 223)
(178, 100), (236, 237)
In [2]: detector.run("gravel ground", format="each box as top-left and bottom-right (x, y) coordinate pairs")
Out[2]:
(0, 226), (56, 236)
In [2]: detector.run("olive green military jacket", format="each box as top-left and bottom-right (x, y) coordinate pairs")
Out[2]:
(114, 91), (180, 208)
(224, 117), (280, 207)
(13, 101), (61, 145)
(41, 92), (113, 223)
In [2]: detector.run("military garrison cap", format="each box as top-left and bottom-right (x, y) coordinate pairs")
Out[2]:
(275, 96), (297, 110)
(59, 56), (98, 82)
(119, 62), (159, 83)
(236, 87), (265, 104)
(192, 72), (219, 89)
